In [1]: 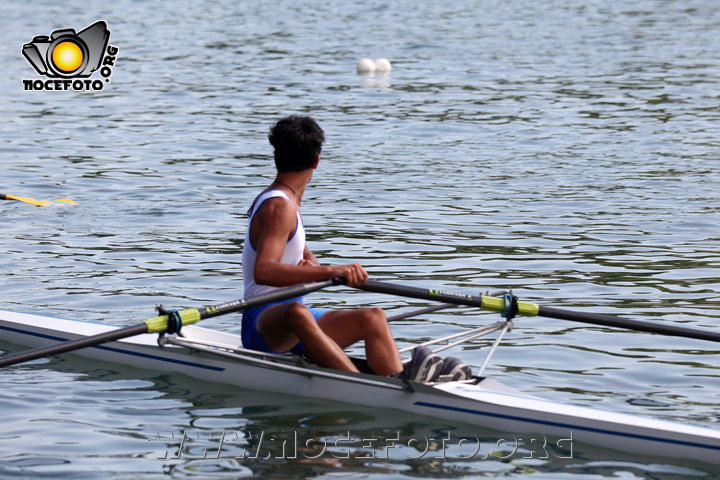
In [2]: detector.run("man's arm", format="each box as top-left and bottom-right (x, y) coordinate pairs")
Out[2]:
(302, 244), (320, 266)
(252, 199), (367, 287)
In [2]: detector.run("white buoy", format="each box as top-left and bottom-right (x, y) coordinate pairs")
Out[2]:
(356, 58), (375, 74)
(374, 58), (392, 73)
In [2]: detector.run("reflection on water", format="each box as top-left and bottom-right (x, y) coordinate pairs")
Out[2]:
(1, 356), (706, 479)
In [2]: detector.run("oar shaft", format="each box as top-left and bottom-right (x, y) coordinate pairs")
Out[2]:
(359, 280), (484, 307)
(0, 324), (148, 368)
(538, 305), (720, 343)
(206, 278), (341, 317)
(357, 280), (538, 315)
(386, 303), (455, 322)
(1, 194), (47, 206)
(356, 280), (720, 343)
(0, 278), (343, 368)
(144, 278), (342, 332)
(1, 193), (76, 206)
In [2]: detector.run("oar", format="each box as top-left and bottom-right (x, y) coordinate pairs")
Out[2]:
(0, 278), (343, 368)
(386, 290), (508, 322)
(386, 303), (455, 322)
(355, 280), (720, 343)
(1, 193), (77, 207)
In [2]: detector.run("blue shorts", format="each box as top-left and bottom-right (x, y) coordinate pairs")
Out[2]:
(241, 296), (328, 355)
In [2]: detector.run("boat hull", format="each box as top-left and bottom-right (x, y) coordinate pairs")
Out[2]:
(1, 309), (718, 465)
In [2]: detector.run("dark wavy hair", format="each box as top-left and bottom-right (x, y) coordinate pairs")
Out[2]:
(268, 116), (325, 172)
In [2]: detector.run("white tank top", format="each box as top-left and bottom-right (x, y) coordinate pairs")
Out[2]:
(242, 189), (305, 298)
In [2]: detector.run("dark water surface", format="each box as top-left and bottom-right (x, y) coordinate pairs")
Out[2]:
(1, 0), (719, 478)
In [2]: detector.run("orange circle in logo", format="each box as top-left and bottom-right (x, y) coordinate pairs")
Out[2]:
(51, 41), (84, 73)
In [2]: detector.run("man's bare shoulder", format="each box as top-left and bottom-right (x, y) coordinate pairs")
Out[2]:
(255, 196), (297, 225)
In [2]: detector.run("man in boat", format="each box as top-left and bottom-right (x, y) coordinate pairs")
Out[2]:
(242, 115), (470, 382)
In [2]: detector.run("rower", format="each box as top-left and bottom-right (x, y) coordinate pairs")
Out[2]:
(240, 115), (471, 383)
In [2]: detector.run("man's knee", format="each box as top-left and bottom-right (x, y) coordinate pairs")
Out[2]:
(361, 307), (387, 329)
(285, 301), (316, 331)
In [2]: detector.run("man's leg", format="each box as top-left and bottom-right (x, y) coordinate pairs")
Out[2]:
(317, 308), (402, 376)
(256, 301), (359, 372)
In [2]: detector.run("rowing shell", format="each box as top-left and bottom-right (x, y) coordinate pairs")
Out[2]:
(1, 309), (718, 465)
